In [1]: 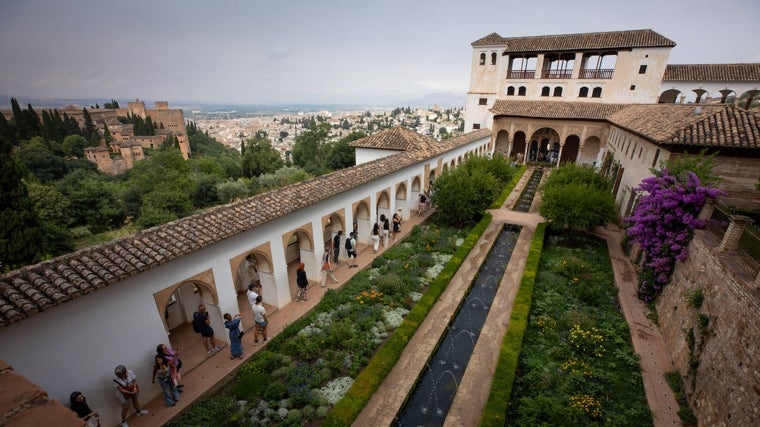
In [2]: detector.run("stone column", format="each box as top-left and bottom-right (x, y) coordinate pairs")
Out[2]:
(718, 215), (754, 253)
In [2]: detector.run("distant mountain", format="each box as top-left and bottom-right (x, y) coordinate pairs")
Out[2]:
(401, 92), (466, 109)
(0, 95), (122, 109)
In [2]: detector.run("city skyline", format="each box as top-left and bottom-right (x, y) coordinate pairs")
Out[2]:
(1, 0), (759, 106)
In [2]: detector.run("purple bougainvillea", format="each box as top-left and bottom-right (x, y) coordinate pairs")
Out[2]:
(625, 170), (723, 301)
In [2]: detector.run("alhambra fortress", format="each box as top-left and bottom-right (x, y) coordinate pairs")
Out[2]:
(1, 29), (759, 426)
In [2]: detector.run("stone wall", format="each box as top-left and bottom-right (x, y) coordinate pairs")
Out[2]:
(655, 230), (760, 427)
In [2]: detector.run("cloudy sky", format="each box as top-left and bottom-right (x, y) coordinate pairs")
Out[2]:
(1, 0), (758, 106)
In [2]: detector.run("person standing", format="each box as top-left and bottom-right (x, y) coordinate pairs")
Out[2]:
(332, 230), (343, 264)
(381, 214), (390, 247)
(246, 283), (259, 313)
(113, 365), (148, 427)
(321, 248), (338, 287)
(151, 355), (180, 407)
(252, 295), (268, 344)
(392, 209), (402, 242)
(296, 262), (308, 301)
(418, 193), (426, 216)
(371, 223), (380, 253)
(346, 232), (358, 268)
(193, 304), (221, 355)
(155, 344), (182, 391)
(223, 313), (244, 360)
(69, 391), (100, 427)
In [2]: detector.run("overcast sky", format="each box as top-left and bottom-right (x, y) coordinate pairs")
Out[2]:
(1, 0), (758, 106)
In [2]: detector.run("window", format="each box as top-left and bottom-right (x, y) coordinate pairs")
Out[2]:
(553, 87), (562, 97)
(518, 86), (527, 96)
(506, 86), (515, 96)
(541, 86), (550, 97)
(479, 53), (486, 65)
(473, 123), (481, 129)
(651, 149), (660, 167)
(478, 98), (487, 105)
(630, 85), (636, 90)
(579, 87), (589, 97)
(591, 87), (602, 98)
(638, 65), (647, 74)
(491, 52), (497, 65)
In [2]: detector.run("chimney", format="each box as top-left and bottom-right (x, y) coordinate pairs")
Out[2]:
(694, 106), (702, 115)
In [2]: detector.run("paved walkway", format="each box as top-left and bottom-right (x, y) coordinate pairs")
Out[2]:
(127, 167), (682, 427)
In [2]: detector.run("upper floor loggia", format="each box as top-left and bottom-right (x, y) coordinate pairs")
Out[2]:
(468, 29), (676, 104)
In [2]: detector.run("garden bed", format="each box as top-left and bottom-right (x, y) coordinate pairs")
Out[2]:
(503, 232), (652, 426)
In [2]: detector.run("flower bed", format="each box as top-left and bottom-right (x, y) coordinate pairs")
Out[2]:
(167, 224), (471, 426)
(504, 233), (652, 426)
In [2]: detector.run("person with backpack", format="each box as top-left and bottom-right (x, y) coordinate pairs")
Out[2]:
(295, 262), (309, 301)
(113, 365), (148, 427)
(346, 232), (358, 268)
(332, 230), (343, 264)
(193, 304), (221, 355)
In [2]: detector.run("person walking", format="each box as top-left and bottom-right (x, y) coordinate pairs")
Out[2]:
(151, 355), (180, 407)
(321, 248), (338, 287)
(69, 391), (100, 427)
(332, 230), (343, 264)
(252, 295), (268, 344)
(295, 262), (308, 301)
(418, 192), (426, 216)
(223, 313), (244, 360)
(371, 223), (380, 253)
(381, 214), (390, 247)
(346, 232), (358, 268)
(392, 209), (402, 242)
(113, 365), (148, 427)
(193, 304), (222, 355)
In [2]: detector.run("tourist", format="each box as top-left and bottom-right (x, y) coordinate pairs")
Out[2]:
(155, 344), (182, 391)
(332, 230), (343, 264)
(418, 193), (426, 216)
(371, 222), (380, 253)
(152, 355), (180, 407)
(193, 304), (222, 354)
(320, 247), (338, 287)
(113, 365), (148, 427)
(381, 214), (390, 247)
(252, 295), (268, 344)
(346, 232), (358, 268)
(296, 262), (308, 301)
(392, 209), (402, 242)
(246, 283), (259, 313)
(69, 391), (100, 427)
(223, 313), (244, 360)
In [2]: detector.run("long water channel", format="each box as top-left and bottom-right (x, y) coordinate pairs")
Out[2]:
(394, 167), (544, 426)
(394, 224), (521, 426)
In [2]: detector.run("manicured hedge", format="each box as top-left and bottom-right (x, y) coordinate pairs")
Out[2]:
(490, 164), (527, 210)
(323, 213), (493, 426)
(480, 222), (546, 426)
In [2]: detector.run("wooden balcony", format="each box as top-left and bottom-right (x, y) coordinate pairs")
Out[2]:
(506, 70), (535, 79)
(579, 68), (614, 79)
(539, 70), (573, 79)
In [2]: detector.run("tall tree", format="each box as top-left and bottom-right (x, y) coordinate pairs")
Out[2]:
(325, 131), (363, 170)
(241, 136), (284, 177)
(82, 108), (97, 142)
(0, 135), (45, 270)
(291, 122), (331, 175)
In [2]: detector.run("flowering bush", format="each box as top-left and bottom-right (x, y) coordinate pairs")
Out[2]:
(569, 324), (605, 357)
(626, 170), (723, 301)
(569, 393), (602, 418)
(320, 377), (354, 405)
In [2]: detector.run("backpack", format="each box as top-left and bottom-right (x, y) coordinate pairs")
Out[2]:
(192, 313), (202, 333)
(345, 238), (352, 250)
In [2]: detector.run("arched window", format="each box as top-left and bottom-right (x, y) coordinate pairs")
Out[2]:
(479, 53), (486, 65)
(491, 52), (497, 65)
(579, 87), (589, 97)
(553, 87), (562, 97)
(541, 86), (550, 97)
(518, 86), (527, 96)
(507, 86), (515, 96)
(591, 87), (602, 98)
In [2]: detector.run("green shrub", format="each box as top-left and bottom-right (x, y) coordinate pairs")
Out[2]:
(686, 288), (704, 309)
(233, 371), (269, 400)
(376, 272), (410, 297)
(264, 382), (288, 401)
(165, 396), (237, 427)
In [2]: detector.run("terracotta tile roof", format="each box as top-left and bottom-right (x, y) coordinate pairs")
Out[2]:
(663, 63), (760, 81)
(0, 361), (84, 426)
(472, 29), (676, 52)
(490, 100), (628, 120)
(0, 128), (491, 328)
(348, 126), (437, 151)
(608, 104), (760, 148)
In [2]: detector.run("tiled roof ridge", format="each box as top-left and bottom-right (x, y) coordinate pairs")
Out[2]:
(663, 63), (760, 81)
(667, 104), (760, 147)
(472, 28), (675, 50)
(0, 128), (491, 327)
(490, 99), (629, 120)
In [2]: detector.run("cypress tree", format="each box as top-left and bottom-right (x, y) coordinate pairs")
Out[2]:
(0, 135), (45, 270)
(82, 108), (96, 141)
(0, 113), (17, 146)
